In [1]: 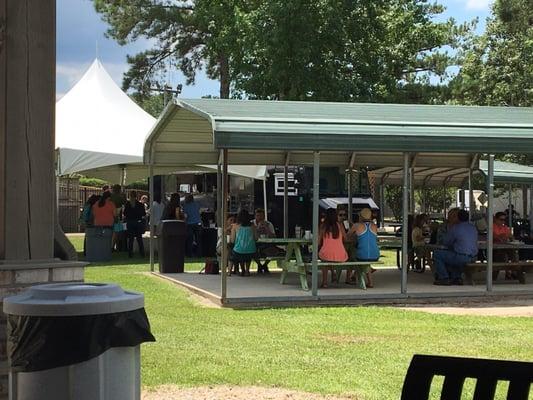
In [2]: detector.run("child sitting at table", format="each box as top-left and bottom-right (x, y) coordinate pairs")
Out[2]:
(318, 208), (348, 288)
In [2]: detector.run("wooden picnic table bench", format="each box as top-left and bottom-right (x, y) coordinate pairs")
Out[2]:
(303, 261), (384, 290)
(464, 261), (533, 285)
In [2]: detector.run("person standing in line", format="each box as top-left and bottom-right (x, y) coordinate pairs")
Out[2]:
(90, 191), (116, 255)
(162, 193), (184, 220)
(124, 190), (146, 258)
(110, 184), (126, 251)
(182, 194), (203, 257)
(149, 192), (165, 232)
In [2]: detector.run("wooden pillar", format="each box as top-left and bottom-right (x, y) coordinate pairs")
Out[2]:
(0, 3), (86, 399)
(0, 0), (56, 261)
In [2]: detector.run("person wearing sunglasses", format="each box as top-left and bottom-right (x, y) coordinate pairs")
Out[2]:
(337, 207), (355, 284)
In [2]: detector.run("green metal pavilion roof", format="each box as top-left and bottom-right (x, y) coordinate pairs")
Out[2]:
(479, 160), (533, 185)
(368, 166), (471, 187)
(144, 99), (533, 167)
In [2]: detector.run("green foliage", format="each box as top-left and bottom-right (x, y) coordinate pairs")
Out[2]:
(131, 93), (166, 118)
(126, 179), (149, 190)
(93, 0), (471, 102)
(385, 185), (403, 220)
(416, 187), (455, 213)
(79, 177), (108, 187)
(235, 0), (471, 101)
(451, 0), (533, 107)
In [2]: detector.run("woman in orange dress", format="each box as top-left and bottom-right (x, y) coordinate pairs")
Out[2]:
(318, 208), (348, 288)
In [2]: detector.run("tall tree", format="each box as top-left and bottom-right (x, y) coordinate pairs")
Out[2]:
(234, 0), (470, 101)
(94, 0), (470, 102)
(93, 0), (247, 99)
(451, 0), (533, 107)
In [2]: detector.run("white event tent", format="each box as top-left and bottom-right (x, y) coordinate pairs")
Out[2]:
(55, 59), (266, 183)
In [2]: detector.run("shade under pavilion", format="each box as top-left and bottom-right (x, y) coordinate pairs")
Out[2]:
(144, 98), (533, 303)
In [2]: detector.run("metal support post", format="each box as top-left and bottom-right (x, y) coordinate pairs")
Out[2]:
(468, 168), (474, 221)
(216, 163), (222, 227)
(401, 153), (410, 294)
(347, 170), (353, 222)
(311, 152), (320, 297)
(487, 155), (494, 292)
(221, 149), (229, 302)
(379, 184), (385, 228)
(508, 184), (513, 229)
(149, 153), (155, 272)
(284, 159), (289, 238)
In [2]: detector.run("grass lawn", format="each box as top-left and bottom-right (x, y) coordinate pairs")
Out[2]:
(71, 236), (533, 399)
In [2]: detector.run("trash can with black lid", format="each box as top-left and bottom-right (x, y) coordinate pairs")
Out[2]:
(3, 282), (156, 400)
(157, 220), (187, 273)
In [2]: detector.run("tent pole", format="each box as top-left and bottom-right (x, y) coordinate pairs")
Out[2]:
(347, 170), (353, 222)
(401, 153), (409, 294)
(149, 155), (155, 272)
(468, 168), (474, 221)
(120, 166), (127, 187)
(263, 179), (268, 220)
(487, 155), (494, 292)
(221, 149), (229, 302)
(311, 151), (320, 297)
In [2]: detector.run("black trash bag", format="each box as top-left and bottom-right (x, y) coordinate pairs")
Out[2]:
(7, 308), (156, 372)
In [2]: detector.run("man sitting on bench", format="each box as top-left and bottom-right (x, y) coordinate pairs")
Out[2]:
(433, 209), (478, 286)
(252, 208), (279, 274)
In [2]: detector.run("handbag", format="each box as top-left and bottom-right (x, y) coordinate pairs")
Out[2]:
(200, 259), (219, 275)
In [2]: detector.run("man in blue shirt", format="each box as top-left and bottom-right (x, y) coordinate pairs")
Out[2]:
(433, 209), (478, 285)
(182, 194), (203, 257)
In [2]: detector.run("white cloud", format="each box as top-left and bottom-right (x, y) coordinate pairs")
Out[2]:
(465, 0), (492, 11)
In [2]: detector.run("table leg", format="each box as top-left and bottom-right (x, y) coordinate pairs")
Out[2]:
(280, 243), (295, 285)
(357, 265), (369, 290)
(294, 245), (309, 291)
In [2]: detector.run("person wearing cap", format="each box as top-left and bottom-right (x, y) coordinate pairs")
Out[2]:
(349, 208), (380, 288)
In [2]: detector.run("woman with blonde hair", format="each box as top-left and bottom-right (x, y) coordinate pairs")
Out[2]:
(349, 208), (380, 288)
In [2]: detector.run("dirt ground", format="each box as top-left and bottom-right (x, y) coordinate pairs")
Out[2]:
(402, 298), (533, 317)
(142, 385), (357, 400)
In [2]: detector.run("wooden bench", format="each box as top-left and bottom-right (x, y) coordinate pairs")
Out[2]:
(401, 354), (533, 400)
(464, 262), (533, 285)
(303, 261), (384, 290)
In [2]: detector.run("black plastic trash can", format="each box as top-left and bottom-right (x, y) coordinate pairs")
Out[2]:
(85, 226), (113, 262)
(157, 220), (187, 273)
(3, 282), (155, 400)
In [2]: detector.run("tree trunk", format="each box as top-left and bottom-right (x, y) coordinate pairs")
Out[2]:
(219, 54), (230, 99)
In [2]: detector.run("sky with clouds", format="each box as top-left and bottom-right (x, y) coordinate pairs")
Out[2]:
(57, 0), (493, 100)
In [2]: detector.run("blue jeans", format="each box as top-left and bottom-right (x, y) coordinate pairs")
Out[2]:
(433, 250), (473, 280)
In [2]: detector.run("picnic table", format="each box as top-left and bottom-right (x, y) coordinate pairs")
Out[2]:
(257, 238), (311, 290)
(257, 238), (383, 290)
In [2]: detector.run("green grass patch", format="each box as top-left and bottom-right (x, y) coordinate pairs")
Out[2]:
(71, 235), (533, 399)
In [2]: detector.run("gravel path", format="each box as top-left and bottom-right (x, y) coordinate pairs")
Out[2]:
(402, 298), (533, 317)
(142, 385), (357, 400)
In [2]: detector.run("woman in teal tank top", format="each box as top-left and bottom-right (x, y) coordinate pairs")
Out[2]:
(230, 209), (257, 276)
(349, 208), (380, 287)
